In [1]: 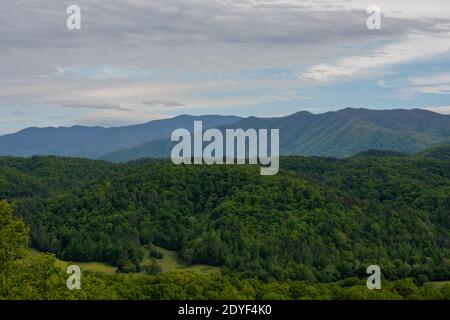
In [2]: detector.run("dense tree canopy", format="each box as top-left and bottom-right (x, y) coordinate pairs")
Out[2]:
(0, 200), (449, 300)
(0, 147), (448, 286)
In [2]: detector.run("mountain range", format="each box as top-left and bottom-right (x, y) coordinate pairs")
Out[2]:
(0, 115), (241, 158)
(0, 108), (448, 161)
(100, 108), (450, 162)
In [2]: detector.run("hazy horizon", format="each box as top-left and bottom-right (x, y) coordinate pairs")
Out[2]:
(1, 106), (448, 135)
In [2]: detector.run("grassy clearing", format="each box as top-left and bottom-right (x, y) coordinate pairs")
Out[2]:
(430, 281), (450, 288)
(30, 245), (221, 275)
(142, 245), (221, 274)
(30, 249), (117, 275)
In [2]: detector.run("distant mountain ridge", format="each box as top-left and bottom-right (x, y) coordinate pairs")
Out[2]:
(1, 108), (449, 161)
(0, 115), (242, 158)
(100, 108), (450, 162)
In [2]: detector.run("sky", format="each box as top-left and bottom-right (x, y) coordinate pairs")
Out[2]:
(0, 0), (449, 134)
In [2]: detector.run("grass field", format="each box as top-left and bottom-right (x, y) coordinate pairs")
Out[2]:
(142, 245), (221, 274)
(431, 281), (450, 288)
(30, 249), (117, 275)
(30, 245), (221, 275)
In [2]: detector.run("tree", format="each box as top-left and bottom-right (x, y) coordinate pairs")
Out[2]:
(0, 201), (29, 270)
(144, 261), (162, 275)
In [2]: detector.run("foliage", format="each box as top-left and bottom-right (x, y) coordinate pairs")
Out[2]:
(0, 145), (449, 298)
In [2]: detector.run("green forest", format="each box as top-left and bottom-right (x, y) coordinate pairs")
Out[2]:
(0, 145), (449, 300)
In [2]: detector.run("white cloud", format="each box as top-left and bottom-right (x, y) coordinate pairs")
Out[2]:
(0, 0), (449, 132)
(398, 71), (450, 97)
(61, 103), (134, 112)
(423, 105), (450, 114)
(301, 31), (450, 83)
(377, 80), (391, 88)
(142, 100), (186, 108)
(53, 65), (155, 81)
(414, 85), (450, 95)
(219, 0), (450, 20)
(410, 72), (450, 86)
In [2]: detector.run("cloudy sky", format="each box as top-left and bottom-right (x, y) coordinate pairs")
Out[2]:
(0, 0), (449, 134)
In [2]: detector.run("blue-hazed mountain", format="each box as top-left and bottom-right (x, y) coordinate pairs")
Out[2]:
(0, 115), (242, 158)
(100, 108), (450, 162)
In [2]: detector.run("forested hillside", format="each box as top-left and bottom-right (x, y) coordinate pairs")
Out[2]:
(1, 108), (447, 161)
(101, 108), (450, 162)
(0, 115), (241, 158)
(1, 200), (448, 300)
(0, 146), (448, 288)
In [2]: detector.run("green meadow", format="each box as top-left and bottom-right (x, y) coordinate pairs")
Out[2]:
(30, 246), (221, 276)
(141, 245), (221, 274)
